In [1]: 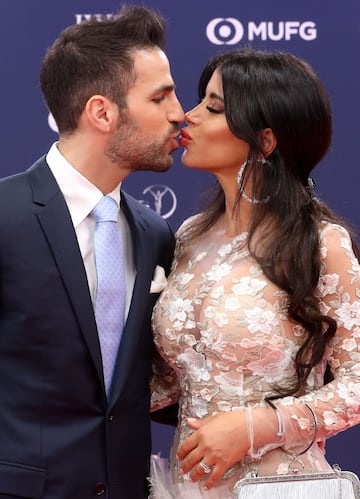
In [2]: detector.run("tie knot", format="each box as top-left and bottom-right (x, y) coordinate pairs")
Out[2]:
(92, 196), (119, 223)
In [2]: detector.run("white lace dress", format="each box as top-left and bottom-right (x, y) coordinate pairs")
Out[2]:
(150, 218), (360, 498)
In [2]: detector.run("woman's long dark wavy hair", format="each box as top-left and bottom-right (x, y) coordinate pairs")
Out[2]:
(187, 48), (360, 396)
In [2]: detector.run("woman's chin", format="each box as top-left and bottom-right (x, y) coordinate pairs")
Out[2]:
(180, 149), (193, 166)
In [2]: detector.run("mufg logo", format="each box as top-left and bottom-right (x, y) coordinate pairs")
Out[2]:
(206, 18), (317, 44)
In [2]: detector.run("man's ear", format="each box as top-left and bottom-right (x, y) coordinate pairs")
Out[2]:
(84, 95), (118, 132)
(259, 128), (277, 157)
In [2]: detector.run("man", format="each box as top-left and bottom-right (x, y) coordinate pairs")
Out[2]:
(0, 6), (184, 499)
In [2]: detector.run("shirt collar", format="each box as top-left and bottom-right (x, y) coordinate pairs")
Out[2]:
(46, 142), (121, 227)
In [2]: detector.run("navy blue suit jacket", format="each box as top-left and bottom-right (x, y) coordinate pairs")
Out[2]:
(0, 157), (175, 499)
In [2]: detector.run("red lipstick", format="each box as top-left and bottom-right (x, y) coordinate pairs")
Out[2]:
(179, 128), (192, 147)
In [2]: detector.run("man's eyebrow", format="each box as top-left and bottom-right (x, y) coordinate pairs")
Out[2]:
(152, 83), (176, 94)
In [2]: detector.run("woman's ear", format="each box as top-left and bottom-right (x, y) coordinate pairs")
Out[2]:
(259, 128), (277, 157)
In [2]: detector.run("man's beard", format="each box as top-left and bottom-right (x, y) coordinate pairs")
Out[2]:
(105, 114), (178, 173)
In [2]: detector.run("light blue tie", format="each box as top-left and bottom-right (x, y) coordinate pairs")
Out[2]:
(92, 196), (126, 397)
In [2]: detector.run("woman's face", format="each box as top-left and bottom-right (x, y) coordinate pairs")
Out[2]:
(180, 68), (249, 178)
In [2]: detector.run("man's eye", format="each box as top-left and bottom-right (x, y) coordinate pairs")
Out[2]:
(152, 95), (165, 103)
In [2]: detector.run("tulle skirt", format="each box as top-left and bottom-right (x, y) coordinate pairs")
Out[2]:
(148, 454), (234, 499)
(148, 454), (359, 499)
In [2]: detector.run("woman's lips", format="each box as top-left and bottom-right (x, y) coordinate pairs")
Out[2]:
(179, 128), (192, 147)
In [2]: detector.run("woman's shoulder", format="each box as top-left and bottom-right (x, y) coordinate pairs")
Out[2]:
(318, 221), (358, 261)
(319, 221), (352, 241)
(175, 214), (203, 239)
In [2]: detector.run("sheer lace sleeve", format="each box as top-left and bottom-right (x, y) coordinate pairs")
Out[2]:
(150, 352), (181, 412)
(270, 223), (360, 451)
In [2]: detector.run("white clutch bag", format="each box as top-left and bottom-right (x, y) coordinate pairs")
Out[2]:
(233, 469), (360, 499)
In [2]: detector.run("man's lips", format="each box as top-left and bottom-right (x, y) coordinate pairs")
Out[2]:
(167, 131), (181, 151)
(169, 138), (180, 151)
(179, 128), (192, 147)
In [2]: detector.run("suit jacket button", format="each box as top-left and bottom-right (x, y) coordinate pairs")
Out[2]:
(108, 414), (114, 422)
(93, 483), (106, 495)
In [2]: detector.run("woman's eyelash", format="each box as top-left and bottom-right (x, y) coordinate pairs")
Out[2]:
(206, 106), (223, 114)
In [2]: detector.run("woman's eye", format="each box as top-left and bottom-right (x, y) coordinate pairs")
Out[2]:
(206, 105), (224, 114)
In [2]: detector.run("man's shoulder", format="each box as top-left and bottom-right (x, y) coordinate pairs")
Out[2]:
(0, 156), (47, 187)
(121, 190), (169, 227)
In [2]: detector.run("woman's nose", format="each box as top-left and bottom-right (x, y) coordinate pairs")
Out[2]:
(185, 101), (202, 124)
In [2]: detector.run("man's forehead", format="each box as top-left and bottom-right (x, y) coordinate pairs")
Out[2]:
(132, 47), (169, 69)
(131, 48), (173, 88)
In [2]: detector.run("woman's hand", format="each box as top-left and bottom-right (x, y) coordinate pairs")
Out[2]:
(176, 411), (249, 490)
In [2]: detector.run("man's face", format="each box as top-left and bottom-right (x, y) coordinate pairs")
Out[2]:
(105, 48), (184, 172)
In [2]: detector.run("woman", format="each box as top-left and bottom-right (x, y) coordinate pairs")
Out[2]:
(150, 48), (360, 498)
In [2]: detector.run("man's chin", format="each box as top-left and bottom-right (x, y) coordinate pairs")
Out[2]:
(155, 161), (172, 173)
(137, 158), (173, 173)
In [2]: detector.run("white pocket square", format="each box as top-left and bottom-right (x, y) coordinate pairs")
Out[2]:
(150, 265), (167, 293)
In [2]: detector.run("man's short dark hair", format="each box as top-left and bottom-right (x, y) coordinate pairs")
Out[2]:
(40, 6), (166, 133)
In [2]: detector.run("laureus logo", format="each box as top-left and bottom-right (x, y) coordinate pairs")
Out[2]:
(48, 113), (58, 133)
(206, 18), (317, 44)
(74, 13), (113, 24)
(141, 185), (177, 219)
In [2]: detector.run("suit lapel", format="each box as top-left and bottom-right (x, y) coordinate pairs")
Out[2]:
(28, 159), (104, 388)
(28, 161), (160, 403)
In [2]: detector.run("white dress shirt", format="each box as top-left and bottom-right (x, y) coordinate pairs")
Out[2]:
(46, 142), (135, 318)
